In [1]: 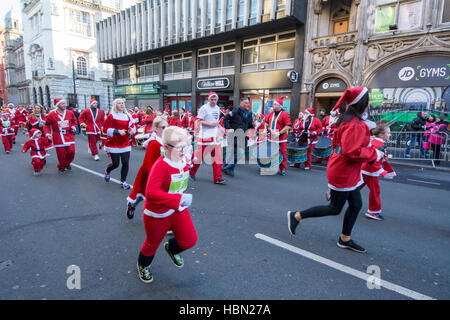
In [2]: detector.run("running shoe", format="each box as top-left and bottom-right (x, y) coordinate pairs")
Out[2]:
(34, 171), (41, 176)
(189, 175), (196, 181)
(365, 212), (384, 221)
(214, 178), (227, 185)
(137, 263), (153, 283)
(164, 242), (184, 268)
(58, 168), (66, 173)
(287, 211), (299, 235)
(278, 170), (287, 176)
(126, 202), (135, 219)
(121, 181), (131, 189)
(66, 165), (72, 171)
(104, 170), (110, 182)
(304, 166), (311, 171)
(94, 155), (100, 161)
(337, 238), (366, 253)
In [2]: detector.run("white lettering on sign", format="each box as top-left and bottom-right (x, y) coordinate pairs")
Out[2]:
(419, 67), (447, 78)
(398, 67), (415, 81)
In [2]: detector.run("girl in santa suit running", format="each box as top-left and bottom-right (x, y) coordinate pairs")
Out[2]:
(126, 116), (168, 219)
(137, 126), (197, 283)
(287, 87), (384, 253)
(22, 128), (53, 175)
(103, 98), (136, 189)
(27, 104), (47, 136)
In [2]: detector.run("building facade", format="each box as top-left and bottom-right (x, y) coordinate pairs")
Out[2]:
(0, 28), (7, 105)
(97, 0), (307, 117)
(301, 0), (450, 114)
(20, 0), (142, 110)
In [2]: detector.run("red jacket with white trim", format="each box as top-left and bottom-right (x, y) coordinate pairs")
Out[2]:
(265, 110), (292, 143)
(44, 109), (77, 147)
(27, 114), (46, 132)
(361, 137), (396, 178)
(1, 118), (15, 136)
(4, 108), (20, 127)
(22, 136), (53, 159)
(79, 108), (105, 135)
(103, 112), (136, 153)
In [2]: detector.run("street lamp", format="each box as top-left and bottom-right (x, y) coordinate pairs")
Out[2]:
(304, 81), (315, 110)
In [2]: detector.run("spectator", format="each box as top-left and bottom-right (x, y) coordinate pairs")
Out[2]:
(423, 114), (436, 157)
(429, 115), (448, 166)
(317, 108), (327, 121)
(404, 111), (427, 158)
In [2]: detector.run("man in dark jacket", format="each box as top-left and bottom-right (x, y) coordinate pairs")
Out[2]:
(405, 111), (427, 157)
(222, 97), (254, 176)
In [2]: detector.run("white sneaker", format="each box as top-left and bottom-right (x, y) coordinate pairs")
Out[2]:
(94, 155), (100, 161)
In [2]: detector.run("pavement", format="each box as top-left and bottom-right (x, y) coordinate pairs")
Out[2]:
(0, 132), (449, 300)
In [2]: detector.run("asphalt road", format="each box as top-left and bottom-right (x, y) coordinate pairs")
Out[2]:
(0, 132), (449, 300)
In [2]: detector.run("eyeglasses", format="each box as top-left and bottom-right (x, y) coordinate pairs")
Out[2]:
(166, 143), (188, 152)
(157, 126), (167, 130)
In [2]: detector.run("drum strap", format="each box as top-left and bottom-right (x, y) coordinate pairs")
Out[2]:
(334, 146), (342, 155)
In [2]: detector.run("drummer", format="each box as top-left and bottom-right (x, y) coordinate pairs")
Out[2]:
(295, 108), (322, 170)
(265, 97), (291, 176)
(317, 109), (339, 163)
(290, 111), (305, 168)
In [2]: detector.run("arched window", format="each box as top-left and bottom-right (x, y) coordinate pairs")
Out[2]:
(33, 87), (37, 104)
(39, 87), (44, 105)
(76, 56), (87, 76)
(45, 85), (51, 107)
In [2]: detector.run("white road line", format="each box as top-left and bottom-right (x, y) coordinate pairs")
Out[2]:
(71, 163), (132, 187)
(254, 233), (435, 300)
(407, 179), (441, 186)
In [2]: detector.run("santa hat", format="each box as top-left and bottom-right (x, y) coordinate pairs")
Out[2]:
(187, 111), (192, 116)
(274, 96), (287, 106)
(112, 98), (124, 105)
(304, 108), (314, 117)
(332, 87), (368, 112)
(54, 98), (66, 108)
(30, 128), (41, 139)
(208, 91), (218, 100)
(330, 109), (340, 117)
(7, 102), (15, 108)
(90, 98), (98, 106)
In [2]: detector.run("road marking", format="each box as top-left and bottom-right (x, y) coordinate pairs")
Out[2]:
(407, 179), (441, 186)
(71, 163), (133, 187)
(254, 233), (435, 300)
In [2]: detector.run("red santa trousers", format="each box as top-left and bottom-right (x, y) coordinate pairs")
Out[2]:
(361, 175), (382, 214)
(87, 134), (100, 156)
(32, 158), (46, 172)
(279, 142), (287, 172)
(55, 145), (76, 169)
(140, 209), (197, 256)
(189, 144), (223, 183)
(2, 136), (13, 152)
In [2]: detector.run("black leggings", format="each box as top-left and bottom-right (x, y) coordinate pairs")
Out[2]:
(106, 151), (130, 182)
(431, 143), (441, 165)
(299, 188), (363, 236)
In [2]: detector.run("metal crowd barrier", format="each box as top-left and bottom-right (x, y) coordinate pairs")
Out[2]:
(386, 131), (448, 167)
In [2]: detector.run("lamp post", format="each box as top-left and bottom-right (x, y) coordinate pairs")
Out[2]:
(72, 59), (78, 107)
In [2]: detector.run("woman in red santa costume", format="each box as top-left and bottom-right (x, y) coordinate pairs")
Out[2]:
(22, 128), (53, 175)
(126, 116), (168, 219)
(27, 104), (47, 135)
(103, 98), (136, 189)
(360, 124), (396, 221)
(79, 99), (105, 161)
(1, 112), (15, 153)
(142, 107), (155, 134)
(265, 96), (292, 175)
(44, 99), (77, 173)
(137, 126), (197, 283)
(287, 87), (384, 253)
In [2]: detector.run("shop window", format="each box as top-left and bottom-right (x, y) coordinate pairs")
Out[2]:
(375, 0), (422, 33)
(164, 52), (192, 79)
(197, 43), (235, 76)
(442, 0), (450, 23)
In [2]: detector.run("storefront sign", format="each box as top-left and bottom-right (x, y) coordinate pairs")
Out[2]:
(369, 56), (450, 88)
(369, 90), (384, 107)
(316, 78), (347, 92)
(114, 82), (160, 96)
(197, 78), (230, 90)
(287, 70), (298, 83)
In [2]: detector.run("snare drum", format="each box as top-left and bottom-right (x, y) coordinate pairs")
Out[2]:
(251, 141), (281, 169)
(135, 133), (149, 148)
(287, 143), (308, 163)
(312, 136), (332, 158)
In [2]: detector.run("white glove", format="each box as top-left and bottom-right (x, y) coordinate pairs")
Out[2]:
(180, 193), (193, 208)
(376, 149), (384, 161)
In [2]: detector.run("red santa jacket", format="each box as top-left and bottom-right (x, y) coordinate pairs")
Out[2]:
(142, 114), (154, 133)
(1, 118), (15, 136)
(17, 108), (29, 124)
(79, 108), (105, 135)
(144, 156), (190, 218)
(265, 110), (292, 143)
(28, 114), (46, 131)
(180, 114), (190, 129)
(321, 115), (339, 138)
(4, 108), (19, 127)
(327, 118), (378, 191)
(44, 109), (77, 147)
(295, 116), (322, 145)
(361, 137), (396, 178)
(103, 112), (136, 153)
(22, 136), (53, 159)
(169, 116), (182, 127)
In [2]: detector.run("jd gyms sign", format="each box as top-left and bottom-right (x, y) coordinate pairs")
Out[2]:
(369, 56), (450, 88)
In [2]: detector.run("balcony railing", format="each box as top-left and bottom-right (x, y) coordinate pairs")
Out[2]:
(312, 31), (358, 49)
(32, 69), (45, 79)
(75, 71), (95, 81)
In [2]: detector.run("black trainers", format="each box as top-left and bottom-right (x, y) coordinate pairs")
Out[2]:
(337, 238), (366, 253)
(126, 202), (135, 219)
(137, 263), (153, 283)
(189, 175), (196, 181)
(164, 242), (184, 268)
(58, 168), (66, 173)
(287, 211), (299, 235)
(66, 165), (72, 171)
(214, 178), (227, 185)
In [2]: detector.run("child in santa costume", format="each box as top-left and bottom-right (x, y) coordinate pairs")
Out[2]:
(360, 124), (396, 221)
(22, 128), (53, 175)
(103, 98), (136, 189)
(79, 99), (105, 161)
(4, 103), (20, 142)
(126, 116), (167, 219)
(189, 91), (226, 184)
(137, 126), (197, 283)
(0, 112), (15, 153)
(265, 96), (292, 175)
(287, 87), (384, 253)
(27, 104), (47, 135)
(43, 99), (77, 172)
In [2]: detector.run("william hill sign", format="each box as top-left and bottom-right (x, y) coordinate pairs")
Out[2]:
(197, 78), (230, 90)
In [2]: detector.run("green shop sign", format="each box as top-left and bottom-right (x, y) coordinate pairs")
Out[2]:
(114, 82), (160, 96)
(370, 90), (384, 107)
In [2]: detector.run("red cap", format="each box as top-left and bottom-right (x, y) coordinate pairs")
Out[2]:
(90, 99), (98, 106)
(54, 98), (66, 108)
(208, 91), (218, 100)
(332, 87), (368, 112)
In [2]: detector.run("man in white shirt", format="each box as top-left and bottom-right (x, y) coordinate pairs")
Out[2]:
(189, 92), (226, 185)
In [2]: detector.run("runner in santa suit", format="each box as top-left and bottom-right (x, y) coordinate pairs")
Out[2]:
(4, 103), (20, 142)
(126, 116), (167, 219)
(294, 108), (322, 170)
(287, 87), (384, 253)
(142, 107), (154, 134)
(22, 128), (53, 175)
(79, 99), (105, 161)
(17, 106), (29, 134)
(265, 96), (292, 176)
(27, 105), (47, 136)
(0, 112), (15, 153)
(180, 108), (189, 129)
(360, 124), (396, 221)
(103, 98), (136, 189)
(44, 99), (77, 172)
(137, 126), (197, 283)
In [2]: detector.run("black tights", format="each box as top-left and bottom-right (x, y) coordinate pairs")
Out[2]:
(106, 151), (130, 182)
(138, 238), (183, 267)
(299, 188), (363, 236)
